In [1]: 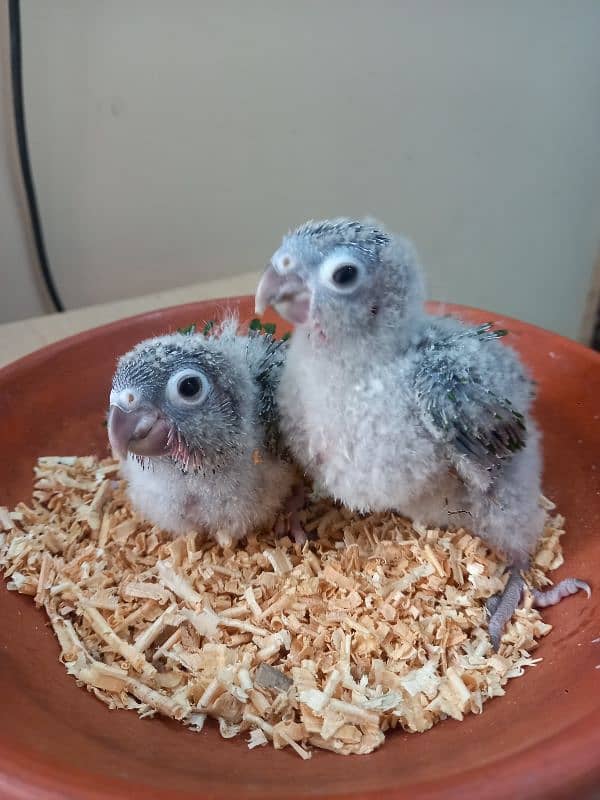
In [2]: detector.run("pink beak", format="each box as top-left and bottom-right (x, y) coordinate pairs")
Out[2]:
(254, 264), (311, 325)
(107, 391), (171, 460)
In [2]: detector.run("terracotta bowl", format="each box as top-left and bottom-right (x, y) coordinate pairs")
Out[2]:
(0, 296), (599, 800)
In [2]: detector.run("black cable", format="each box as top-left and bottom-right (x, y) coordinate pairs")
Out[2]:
(8, 0), (64, 312)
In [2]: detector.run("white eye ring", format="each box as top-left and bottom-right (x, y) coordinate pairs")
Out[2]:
(319, 253), (364, 293)
(166, 369), (210, 407)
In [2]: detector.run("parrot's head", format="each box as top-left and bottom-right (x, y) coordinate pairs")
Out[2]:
(255, 217), (425, 342)
(108, 334), (246, 472)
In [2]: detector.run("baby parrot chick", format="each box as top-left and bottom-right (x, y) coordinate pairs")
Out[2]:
(108, 319), (295, 546)
(255, 217), (590, 648)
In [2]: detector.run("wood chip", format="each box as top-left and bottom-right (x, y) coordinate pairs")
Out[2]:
(0, 456), (569, 758)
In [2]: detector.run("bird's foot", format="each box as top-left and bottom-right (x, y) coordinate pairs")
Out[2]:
(274, 516), (287, 538)
(531, 578), (591, 607)
(289, 511), (307, 546)
(214, 528), (234, 549)
(275, 483), (309, 545)
(274, 514), (306, 545)
(486, 572), (591, 651)
(487, 572), (525, 651)
(285, 482), (307, 515)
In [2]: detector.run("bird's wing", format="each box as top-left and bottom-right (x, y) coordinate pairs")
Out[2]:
(413, 324), (527, 470)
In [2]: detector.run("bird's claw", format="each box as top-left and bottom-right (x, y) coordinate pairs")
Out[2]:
(486, 572), (591, 651)
(531, 578), (591, 607)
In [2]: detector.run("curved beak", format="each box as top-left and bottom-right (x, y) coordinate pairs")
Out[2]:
(107, 403), (171, 460)
(254, 264), (311, 325)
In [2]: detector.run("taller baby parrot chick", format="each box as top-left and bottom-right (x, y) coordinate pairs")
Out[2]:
(255, 217), (589, 648)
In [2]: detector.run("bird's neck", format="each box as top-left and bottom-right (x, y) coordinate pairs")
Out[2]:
(297, 309), (424, 361)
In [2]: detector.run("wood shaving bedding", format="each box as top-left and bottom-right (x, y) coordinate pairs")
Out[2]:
(0, 457), (565, 757)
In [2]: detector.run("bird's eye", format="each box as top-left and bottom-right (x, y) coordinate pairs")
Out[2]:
(166, 369), (210, 407)
(331, 264), (358, 286)
(178, 376), (202, 398)
(320, 254), (364, 293)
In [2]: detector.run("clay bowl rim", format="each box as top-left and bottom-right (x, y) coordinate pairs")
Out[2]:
(2, 295), (598, 377)
(0, 296), (599, 800)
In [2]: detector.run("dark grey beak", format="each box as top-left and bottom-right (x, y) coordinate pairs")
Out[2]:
(108, 389), (171, 459)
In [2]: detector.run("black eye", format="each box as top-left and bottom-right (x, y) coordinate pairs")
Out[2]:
(331, 264), (359, 287)
(178, 376), (202, 398)
(167, 369), (209, 406)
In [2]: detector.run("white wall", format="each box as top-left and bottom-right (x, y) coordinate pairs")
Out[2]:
(3, 1), (600, 338)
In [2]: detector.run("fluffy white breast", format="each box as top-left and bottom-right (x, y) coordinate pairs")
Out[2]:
(121, 452), (295, 545)
(278, 334), (445, 513)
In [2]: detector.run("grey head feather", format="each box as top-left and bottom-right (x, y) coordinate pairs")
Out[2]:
(289, 217), (390, 261)
(112, 332), (246, 474)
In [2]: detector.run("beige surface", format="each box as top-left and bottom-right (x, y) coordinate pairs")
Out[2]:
(0, 271), (260, 369)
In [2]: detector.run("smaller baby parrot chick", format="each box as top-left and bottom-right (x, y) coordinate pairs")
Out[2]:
(107, 319), (295, 547)
(255, 217), (590, 649)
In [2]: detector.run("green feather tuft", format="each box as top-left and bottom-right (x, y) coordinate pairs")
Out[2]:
(177, 323), (197, 335)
